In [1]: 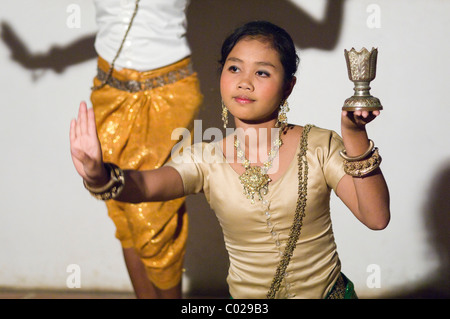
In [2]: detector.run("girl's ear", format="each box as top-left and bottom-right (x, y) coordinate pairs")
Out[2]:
(283, 76), (297, 99)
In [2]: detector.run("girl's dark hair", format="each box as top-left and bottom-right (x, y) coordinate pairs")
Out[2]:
(219, 20), (299, 85)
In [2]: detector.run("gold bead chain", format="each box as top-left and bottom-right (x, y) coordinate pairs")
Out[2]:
(266, 124), (312, 299)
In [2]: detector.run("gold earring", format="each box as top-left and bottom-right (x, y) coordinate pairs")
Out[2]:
(221, 101), (228, 129)
(276, 100), (289, 128)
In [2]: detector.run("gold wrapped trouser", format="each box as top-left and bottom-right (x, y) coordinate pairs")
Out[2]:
(91, 56), (202, 289)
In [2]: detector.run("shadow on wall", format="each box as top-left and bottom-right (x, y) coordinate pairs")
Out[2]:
(1, 0), (345, 297)
(0, 21), (96, 81)
(391, 162), (450, 299)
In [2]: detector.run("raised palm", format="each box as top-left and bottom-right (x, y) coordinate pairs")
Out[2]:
(69, 102), (106, 185)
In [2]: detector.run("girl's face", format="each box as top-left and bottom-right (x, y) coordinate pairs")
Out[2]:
(220, 38), (293, 126)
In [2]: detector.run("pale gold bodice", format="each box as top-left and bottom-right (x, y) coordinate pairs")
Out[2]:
(166, 126), (346, 298)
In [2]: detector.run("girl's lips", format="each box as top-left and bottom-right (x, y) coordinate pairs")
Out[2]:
(234, 96), (255, 104)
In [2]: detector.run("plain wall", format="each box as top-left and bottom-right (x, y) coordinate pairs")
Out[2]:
(0, 0), (448, 298)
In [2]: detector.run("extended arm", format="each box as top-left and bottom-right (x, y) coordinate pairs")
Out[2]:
(69, 102), (185, 203)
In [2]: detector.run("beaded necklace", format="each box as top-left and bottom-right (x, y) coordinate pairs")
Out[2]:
(234, 124), (285, 204)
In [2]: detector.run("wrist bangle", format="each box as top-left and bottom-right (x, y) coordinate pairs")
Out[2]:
(343, 148), (382, 177)
(340, 139), (375, 161)
(83, 163), (125, 200)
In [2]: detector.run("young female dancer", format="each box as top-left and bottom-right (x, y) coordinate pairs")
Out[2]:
(70, 21), (390, 299)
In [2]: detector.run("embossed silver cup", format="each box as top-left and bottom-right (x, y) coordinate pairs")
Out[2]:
(343, 47), (382, 111)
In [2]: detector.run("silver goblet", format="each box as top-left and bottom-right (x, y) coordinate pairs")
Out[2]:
(343, 47), (383, 111)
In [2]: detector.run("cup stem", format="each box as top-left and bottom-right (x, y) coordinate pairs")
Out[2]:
(354, 82), (371, 97)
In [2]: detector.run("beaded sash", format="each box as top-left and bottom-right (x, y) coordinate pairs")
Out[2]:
(266, 124), (312, 299)
(96, 63), (194, 93)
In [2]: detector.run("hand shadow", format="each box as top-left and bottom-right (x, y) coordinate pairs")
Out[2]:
(1, 0), (344, 83)
(0, 21), (96, 80)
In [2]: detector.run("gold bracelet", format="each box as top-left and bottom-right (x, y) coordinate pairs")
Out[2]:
(83, 163), (125, 200)
(340, 139), (375, 161)
(344, 148), (382, 177)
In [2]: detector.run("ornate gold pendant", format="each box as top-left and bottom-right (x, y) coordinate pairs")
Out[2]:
(239, 166), (272, 204)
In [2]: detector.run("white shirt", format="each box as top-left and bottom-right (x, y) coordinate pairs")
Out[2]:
(94, 0), (191, 71)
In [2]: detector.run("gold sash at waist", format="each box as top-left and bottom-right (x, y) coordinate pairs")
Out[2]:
(96, 58), (194, 92)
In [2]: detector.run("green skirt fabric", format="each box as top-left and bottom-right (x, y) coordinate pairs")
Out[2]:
(229, 273), (358, 299)
(325, 273), (358, 299)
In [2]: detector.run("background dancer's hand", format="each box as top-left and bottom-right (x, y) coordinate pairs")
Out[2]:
(69, 101), (109, 187)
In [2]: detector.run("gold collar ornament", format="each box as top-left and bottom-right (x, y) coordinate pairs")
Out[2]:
(237, 165), (272, 203)
(234, 127), (284, 204)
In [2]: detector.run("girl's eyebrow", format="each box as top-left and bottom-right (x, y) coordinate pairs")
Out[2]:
(255, 61), (276, 68)
(226, 57), (276, 68)
(226, 57), (243, 63)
